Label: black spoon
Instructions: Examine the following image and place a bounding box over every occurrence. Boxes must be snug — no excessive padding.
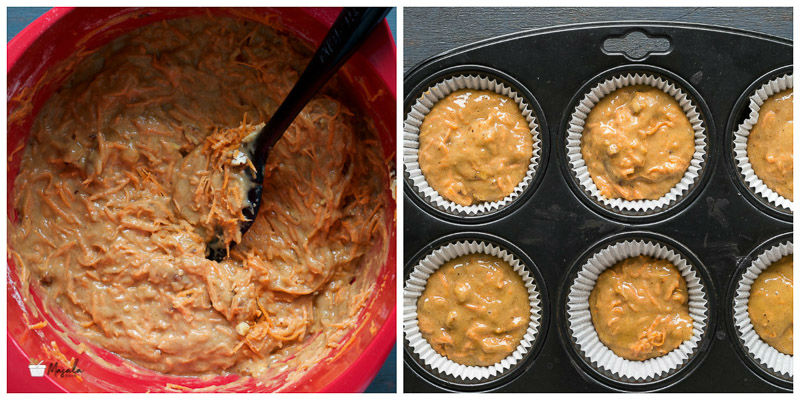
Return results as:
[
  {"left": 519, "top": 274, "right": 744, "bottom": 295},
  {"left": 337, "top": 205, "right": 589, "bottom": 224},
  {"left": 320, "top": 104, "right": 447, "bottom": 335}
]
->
[{"left": 206, "top": 7, "right": 392, "bottom": 261}]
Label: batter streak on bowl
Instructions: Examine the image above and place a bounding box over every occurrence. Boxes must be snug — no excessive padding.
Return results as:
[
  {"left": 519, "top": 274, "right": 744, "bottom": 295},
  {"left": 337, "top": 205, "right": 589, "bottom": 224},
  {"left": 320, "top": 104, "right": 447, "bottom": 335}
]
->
[{"left": 8, "top": 16, "right": 390, "bottom": 378}]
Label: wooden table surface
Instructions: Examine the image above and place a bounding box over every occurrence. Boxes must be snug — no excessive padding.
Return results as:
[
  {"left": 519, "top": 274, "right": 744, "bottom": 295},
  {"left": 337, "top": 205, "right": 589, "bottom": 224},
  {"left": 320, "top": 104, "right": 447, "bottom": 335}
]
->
[{"left": 404, "top": 7, "right": 792, "bottom": 72}]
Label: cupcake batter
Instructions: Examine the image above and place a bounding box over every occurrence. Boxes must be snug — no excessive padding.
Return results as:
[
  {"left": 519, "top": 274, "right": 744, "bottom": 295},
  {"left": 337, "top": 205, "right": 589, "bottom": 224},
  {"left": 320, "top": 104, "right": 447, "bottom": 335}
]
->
[
  {"left": 749, "top": 255, "right": 793, "bottom": 355},
  {"left": 418, "top": 89, "right": 533, "bottom": 206},
  {"left": 8, "top": 17, "right": 390, "bottom": 377},
  {"left": 417, "top": 253, "right": 530, "bottom": 366},
  {"left": 581, "top": 85, "right": 695, "bottom": 200},
  {"left": 747, "top": 89, "right": 793, "bottom": 200},
  {"left": 589, "top": 255, "right": 694, "bottom": 361}
]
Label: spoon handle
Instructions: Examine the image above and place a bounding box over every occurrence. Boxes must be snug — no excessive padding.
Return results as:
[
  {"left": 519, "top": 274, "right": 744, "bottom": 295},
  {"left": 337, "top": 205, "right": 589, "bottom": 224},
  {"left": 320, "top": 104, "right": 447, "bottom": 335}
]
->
[{"left": 252, "top": 7, "right": 392, "bottom": 168}]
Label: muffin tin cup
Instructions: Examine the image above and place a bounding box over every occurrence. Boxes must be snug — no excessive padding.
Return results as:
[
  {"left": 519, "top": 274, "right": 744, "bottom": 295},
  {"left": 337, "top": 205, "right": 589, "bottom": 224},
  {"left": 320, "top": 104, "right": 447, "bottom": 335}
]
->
[
  {"left": 563, "top": 233, "right": 712, "bottom": 387},
  {"left": 403, "top": 67, "right": 543, "bottom": 219},
  {"left": 403, "top": 234, "right": 546, "bottom": 389},
  {"left": 565, "top": 68, "right": 709, "bottom": 218},
  {"left": 732, "top": 73, "right": 794, "bottom": 213},
  {"left": 732, "top": 237, "right": 793, "bottom": 381}
]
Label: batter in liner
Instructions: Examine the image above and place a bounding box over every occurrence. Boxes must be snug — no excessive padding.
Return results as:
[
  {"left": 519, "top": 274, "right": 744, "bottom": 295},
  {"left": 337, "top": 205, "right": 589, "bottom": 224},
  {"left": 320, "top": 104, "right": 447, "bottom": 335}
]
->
[
  {"left": 416, "top": 253, "right": 530, "bottom": 366},
  {"left": 581, "top": 85, "right": 695, "bottom": 200},
  {"left": 418, "top": 89, "right": 533, "bottom": 206},
  {"left": 747, "top": 89, "right": 793, "bottom": 200},
  {"left": 589, "top": 255, "right": 693, "bottom": 361},
  {"left": 8, "top": 17, "right": 389, "bottom": 377},
  {"left": 749, "top": 255, "right": 793, "bottom": 355}
]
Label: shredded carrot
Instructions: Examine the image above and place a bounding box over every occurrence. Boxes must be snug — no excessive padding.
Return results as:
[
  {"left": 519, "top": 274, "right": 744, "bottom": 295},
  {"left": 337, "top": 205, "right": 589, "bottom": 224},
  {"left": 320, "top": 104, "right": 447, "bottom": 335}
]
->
[
  {"left": 8, "top": 16, "right": 390, "bottom": 380},
  {"left": 28, "top": 321, "right": 48, "bottom": 330},
  {"left": 165, "top": 383, "right": 192, "bottom": 392}
]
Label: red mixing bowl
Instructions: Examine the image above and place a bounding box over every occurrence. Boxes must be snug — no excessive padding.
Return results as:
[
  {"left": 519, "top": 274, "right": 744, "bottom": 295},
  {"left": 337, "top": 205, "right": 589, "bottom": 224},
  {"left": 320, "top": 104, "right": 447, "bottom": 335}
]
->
[{"left": 7, "top": 7, "right": 396, "bottom": 393}]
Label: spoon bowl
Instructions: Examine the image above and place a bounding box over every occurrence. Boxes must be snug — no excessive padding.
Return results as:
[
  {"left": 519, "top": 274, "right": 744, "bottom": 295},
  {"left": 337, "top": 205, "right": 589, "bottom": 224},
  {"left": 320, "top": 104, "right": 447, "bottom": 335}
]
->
[{"left": 205, "top": 7, "right": 391, "bottom": 260}]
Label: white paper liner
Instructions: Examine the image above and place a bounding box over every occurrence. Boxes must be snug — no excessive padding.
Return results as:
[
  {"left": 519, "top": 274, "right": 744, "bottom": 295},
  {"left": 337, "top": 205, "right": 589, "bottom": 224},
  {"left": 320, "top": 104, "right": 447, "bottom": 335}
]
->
[
  {"left": 732, "top": 74, "right": 794, "bottom": 212},
  {"left": 403, "top": 240, "right": 542, "bottom": 380},
  {"left": 733, "top": 240, "right": 793, "bottom": 378},
  {"left": 566, "top": 73, "right": 707, "bottom": 213},
  {"left": 566, "top": 239, "right": 709, "bottom": 382},
  {"left": 403, "top": 74, "right": 541, "bottom": 216}
]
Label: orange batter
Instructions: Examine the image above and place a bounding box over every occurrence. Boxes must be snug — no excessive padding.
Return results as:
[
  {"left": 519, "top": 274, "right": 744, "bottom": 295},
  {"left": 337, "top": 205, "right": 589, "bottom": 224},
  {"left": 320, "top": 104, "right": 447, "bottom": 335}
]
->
[
  {"left": 417, "top": 253, "right": 530, "bottom": 366},
  {"left": 418, "top": 89, "right": 533, "bottom": 206},
  {"left": 747, "top": 89, "right": 793, "bottom": 200},
  {"left": 589, "top": 255, "right": 694, "bottom": 361},
  {"left": 581, "top": 85, "right": 695, "bottom": 200},
  {"left": 749, "top": 255, "right": 793, "bottom": 355},
  {"left": 172, "top": 122, "right": 261, "bottom": 246},
  {"left": 8, "top": 17, "right": 389, "bottom": 377}
]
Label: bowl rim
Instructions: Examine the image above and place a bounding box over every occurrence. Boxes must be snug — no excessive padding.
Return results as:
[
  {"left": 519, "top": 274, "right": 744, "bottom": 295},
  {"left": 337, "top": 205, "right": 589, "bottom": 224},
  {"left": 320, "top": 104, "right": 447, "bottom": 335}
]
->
[{"left": 6, "top": 6, "right": 397, "bottom": 393}]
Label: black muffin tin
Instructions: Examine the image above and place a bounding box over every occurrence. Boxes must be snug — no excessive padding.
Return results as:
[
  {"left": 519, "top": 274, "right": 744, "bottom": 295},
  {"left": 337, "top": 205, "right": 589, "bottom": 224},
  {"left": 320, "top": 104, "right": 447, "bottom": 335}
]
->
[{"left": 403, "top": 22, "right": 792, "bottom": 392}]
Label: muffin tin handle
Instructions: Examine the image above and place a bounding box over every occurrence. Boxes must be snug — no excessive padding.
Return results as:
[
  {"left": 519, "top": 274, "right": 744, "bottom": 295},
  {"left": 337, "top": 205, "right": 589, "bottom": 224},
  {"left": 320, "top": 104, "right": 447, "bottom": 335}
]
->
[{"left": 601, "top": 30, "right": 672, "bottom": 61}]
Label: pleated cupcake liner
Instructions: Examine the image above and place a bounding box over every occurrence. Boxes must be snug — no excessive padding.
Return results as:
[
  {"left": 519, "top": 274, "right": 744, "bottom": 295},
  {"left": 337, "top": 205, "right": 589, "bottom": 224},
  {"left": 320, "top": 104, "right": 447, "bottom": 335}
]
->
[
  {"left": 566, "top": 72, "right": 707, "bottom": 213},
  {"left": 733, "top": 240, "right": 793, "bottom": 378},
  {"left": 732, "top": 74, "right": 794, "bottom": 212},
  {"left": 566, "top": 239, "right": 709, "bottom": 382},
  {"left": 403, "top": 239, "right": 541, "bottom": 381},
  {"left": 403, "top": 74, "right": 540, "bottom": 217}
]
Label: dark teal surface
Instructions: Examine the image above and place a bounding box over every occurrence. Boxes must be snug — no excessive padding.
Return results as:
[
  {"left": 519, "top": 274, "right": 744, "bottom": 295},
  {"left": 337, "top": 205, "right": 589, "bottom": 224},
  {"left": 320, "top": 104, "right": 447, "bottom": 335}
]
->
[
  {"left": 7, "top": 7, "right": 50, "bottom": 41},
  {"left": 8, "top": 7, "right": 396, "bottom": 42},
  {"left": 404, "top": 7, "right": 791, "bottom": 72}
]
